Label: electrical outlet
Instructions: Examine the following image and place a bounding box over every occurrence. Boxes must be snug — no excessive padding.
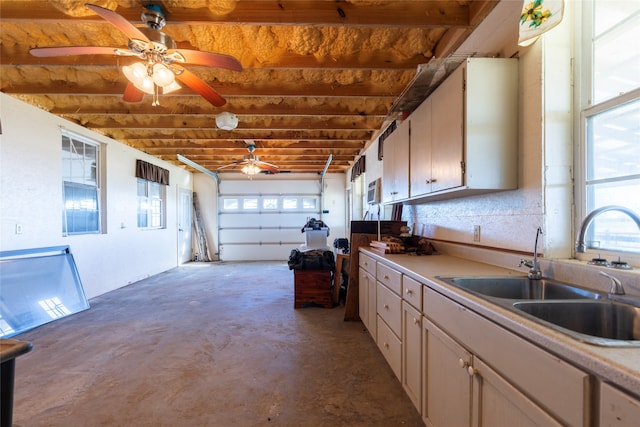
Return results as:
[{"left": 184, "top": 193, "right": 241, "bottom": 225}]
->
[{"left": 473, "top": 225, "right": 481, "bottom": 242}]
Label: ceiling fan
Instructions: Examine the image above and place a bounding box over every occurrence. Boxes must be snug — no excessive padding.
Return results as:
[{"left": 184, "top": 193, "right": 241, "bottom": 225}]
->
[
  {"left": 30, "top": 3, "right": 242, "bottom": 107},
  {"left": 217, "top": 141, "right": 280, "bottom": 175}
]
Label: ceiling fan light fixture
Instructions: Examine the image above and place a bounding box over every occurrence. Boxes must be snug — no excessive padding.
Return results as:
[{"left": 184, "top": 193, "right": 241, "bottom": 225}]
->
[
  {"left": 241, "top": 164, "right": 261, "bottom": 175},
  {"left": 152, "top": 63, "right": 175, "bottom": 87},
  {"left": 122, "top": 62, "right": 155, "bottom": 94},
  {"left": 216, "top": 112, "right": 238, "bottom": 130},
  {"left": 161, "top": 80, "right": 182, "bottom": 94}
]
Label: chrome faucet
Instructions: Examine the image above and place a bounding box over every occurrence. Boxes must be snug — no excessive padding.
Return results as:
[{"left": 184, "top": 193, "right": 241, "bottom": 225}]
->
[
  {"left": 576, "top": 205, "right": 640, "bottom": 253},
  {"left": 599, "top": 271, "right": 625, "bottom": 296},
  {"left": 520, "top": 227, "right": 543, "bottom": 280}
]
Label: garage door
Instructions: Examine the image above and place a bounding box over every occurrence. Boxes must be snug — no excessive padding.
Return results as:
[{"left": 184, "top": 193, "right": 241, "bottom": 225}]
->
[{"left": 218, "top": 179, "right": 323, "bottom": 261}]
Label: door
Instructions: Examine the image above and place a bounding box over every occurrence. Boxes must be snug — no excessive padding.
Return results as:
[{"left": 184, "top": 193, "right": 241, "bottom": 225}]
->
[
  {"left": 177, "top": 187, "right": 193, "bottom": 264},
  {"left": 218, "top": 179, "right": 322, "bottom": 261},
  {"left": 431, "top": 63, "right": 464, "bottom": 193},
  {"left": 402, "top": 301, "right": 422, "bottom": 412},
  {"left": 472, "top": 358, "right": 562, "bottom": 427},
  {"left": 423, "top": 317, "right": 472, "bottom": 427}
]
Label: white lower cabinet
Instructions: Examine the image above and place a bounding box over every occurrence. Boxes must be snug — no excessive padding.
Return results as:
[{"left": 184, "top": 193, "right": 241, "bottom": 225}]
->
[
  {"left": 600, "top": 382, "right": 640, "bottom": 427},
  {"left": 358, "top": 267, "right": 376, "bottom": 338},
  {"left": 423, "top": 317, "right": 562, "bottom": 427},
  {"left": 423, "top": 317, "right": 472, "bottom": 427},
  {"left": 402, "top": 301, "right": 422, "bottom": 412},
  {"left": 472, "top": 357, "right": 562, "bottom": 427},
  {"left": 362, "top": 255, "right": 616, "bottom": 426},
  {"left": 423, "top": 286, "right": 590, "bottom": 427}
]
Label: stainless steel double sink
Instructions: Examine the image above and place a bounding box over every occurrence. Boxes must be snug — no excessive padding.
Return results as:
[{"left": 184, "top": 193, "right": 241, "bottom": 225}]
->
[{"left": 436, "top": 276, "right": 640, "bottom": 347}]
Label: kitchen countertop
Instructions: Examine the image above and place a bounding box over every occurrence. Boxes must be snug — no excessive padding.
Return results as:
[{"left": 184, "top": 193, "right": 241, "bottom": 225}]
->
[{"left": 361, "top": 248, "right": 640, "bottom": 398}]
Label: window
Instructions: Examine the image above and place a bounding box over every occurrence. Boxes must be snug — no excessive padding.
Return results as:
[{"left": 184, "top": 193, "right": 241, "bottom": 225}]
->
[
  {"left": 220, "top": 195, "right": 319, "bottom": 212},
  {"left": 579, "top": 1, "right": 640, "bottom": 254},
  {"left": 137, "top": 179, "right": 165, "bottom": 229},
  {"left": 62, "top": 131, "right": 101, "bottom": 235}
]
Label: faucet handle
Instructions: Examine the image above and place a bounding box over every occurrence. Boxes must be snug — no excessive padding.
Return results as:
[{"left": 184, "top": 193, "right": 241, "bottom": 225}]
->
[{"left": 599, "top": 271, "right": 625, "bottom": 295}]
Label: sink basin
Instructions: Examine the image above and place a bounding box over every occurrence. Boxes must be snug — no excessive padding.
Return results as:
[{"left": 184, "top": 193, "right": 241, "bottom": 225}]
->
[
  {"left": 514, "top": 301, "right": 640, "bottom": 346},
  {"left": 438, "top": 276, "right": 604, "bottom": 300}
]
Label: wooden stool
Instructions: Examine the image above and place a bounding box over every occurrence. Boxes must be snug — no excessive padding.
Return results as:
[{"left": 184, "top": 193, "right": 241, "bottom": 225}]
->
[{"left": 294, "top": 269, "right": 333, "bottom": 308}]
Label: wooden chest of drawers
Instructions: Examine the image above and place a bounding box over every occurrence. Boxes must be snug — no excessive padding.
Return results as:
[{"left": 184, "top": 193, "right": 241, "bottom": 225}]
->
[{"left": 294, "top": 270, "right": 334, "bottom": 308}]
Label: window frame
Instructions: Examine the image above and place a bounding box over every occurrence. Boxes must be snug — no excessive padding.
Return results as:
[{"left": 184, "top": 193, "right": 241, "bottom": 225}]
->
[
  {"left": 61, "top": 129, "right": 102, "bottom": 236},
  {"left": 575, "top": 0, "right": 640, "bottom": 263},
  {"left": 137, "top": 178, "right": 166, "bottom": 230}
]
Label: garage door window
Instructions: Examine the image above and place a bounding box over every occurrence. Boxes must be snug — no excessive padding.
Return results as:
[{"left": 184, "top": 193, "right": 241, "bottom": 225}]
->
[{"left": 221, "top": 196, "right": 319, "bottom": 212}]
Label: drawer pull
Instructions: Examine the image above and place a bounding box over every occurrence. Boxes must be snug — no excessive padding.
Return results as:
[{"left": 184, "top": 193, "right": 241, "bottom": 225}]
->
[
  {"left": 467, "top": 366, "right": 477, "bottom": 377},
  {"left": 383, "top": 274, "right": 389, "bottom": 280},
  {"left": 458, "top": 358, "right": 469, "bottom": 368},
  {"left": 383, "top": 304, "right": 389, "bottom": 310},
  {"left": 384, "top": 342, "right": 389, "bottom": 349},
  {"left": 413, "top": 317, "right": 420, "bottom": 325},
  {"left": 406, "top": 289, "right": 413, "bottom": 295}
]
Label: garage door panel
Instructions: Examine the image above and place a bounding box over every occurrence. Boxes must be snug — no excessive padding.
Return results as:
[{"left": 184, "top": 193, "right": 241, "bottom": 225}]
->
[
  {"left": 219, "top": 228, "right": 303, "bottom": 244},
  {"left": 219, "top": 213, "right": 311, "bottom": 228},
  {"left": 220, "top": 244, "right": 295, "bottom": 261}
]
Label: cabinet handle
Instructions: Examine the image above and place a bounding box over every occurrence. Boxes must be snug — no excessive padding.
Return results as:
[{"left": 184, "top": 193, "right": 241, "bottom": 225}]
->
[
  {"left": 458, "top": 358, "right": 469, "bottom": 368},
  {"left": 406, "top": 289, "right": 413, "bottom": 295},
  {"left": 413, "top": 317, "right": 420, "bottom": 325},
  {"left": 383, "top": 304, "right": 389, "bottom": 310},
  {"left": 431, "top": 178, "right": 438, "bottom": 183},
  {"left": 384, "top": 342, "right": 389, "bottom": 349},
  {"left": 467, "top": 366, "right": 477, "bottom": 377},
  {"left": 383, "top": 274, "right": 389, "bottom": 280}
]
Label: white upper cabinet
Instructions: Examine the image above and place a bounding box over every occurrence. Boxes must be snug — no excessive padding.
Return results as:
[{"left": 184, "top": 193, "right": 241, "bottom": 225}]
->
[{"left": 405, "top": 57, "right": 519, "bottom": 202}]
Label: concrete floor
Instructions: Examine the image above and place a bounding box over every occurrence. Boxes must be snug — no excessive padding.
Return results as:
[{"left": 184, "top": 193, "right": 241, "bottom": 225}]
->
[{"left": 12, "top": 261, "right": 424, "bottom": 426}]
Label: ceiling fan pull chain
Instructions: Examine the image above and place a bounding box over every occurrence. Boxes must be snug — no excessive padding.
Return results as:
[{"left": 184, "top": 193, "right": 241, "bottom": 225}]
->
[{"left": 152, "top": 84, "right": 160, "bottom": 107}]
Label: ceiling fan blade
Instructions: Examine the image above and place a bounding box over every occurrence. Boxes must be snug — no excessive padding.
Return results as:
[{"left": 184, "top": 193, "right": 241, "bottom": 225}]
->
[
  {"left": 217, "top": 161, "right": 246, "bottom": 171},
  {"left": 257, "top": 162, "right": 280, "bottom": 174},
  {"left": 122, "top": 81, "right": 144, "bottom": 103},
  {"left": 175, "top": 68, "right": 226, "bottom": 107},
  {"left": 86, "top": 4, "right": 151, "bottom": 43},
  {"left": 170, "top": 49, "right": 243, "bottom": 71},
  {"left": 30, "top": 46, "right": 119, "bottom": 57}
]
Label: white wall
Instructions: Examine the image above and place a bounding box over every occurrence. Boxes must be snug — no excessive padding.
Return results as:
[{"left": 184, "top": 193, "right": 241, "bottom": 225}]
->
[{"left": 0, "top": 94, "right": 192, "bottom": 299}]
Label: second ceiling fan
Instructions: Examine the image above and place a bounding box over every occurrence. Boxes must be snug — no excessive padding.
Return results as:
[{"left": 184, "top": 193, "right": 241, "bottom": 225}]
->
[
  {"left": 30, "top": 3, "right": 242, "bottom": 107},
  {"left": 217, "top": 141, "right": 280, "bottom": 175}
]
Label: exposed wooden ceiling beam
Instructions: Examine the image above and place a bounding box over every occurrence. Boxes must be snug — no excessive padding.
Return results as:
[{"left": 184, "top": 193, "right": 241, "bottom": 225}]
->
[
  {"left": 69, "top": 115, "right": 383, "bottom": 130},
  {"left": 1, "top": 81, "right": 405, "bottom": 98},
  {"left": 13, "top": 95, "right": 392, "bottom": 116},
  {"left": 0, "top": 1, "right": 472, "bottom": 28}
]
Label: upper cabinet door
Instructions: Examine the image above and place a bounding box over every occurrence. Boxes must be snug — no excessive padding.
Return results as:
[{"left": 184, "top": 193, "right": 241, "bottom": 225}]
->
[
  {"left": 410, "top": 97, "right": 433, "bottom": 197},
  {"left": 430, "top": 64, "right": 464, "bottom": 193},
  {"left": 382, "top": 119, "right": 410, "bottom": 202}
]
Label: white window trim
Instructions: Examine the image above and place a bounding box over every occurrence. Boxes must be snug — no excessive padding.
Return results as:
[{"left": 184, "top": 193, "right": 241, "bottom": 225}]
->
[
  {"left": 61, "top": 128, "right": 103, "bottom": 236},
  {"left": 574, "top": 1, "right": 640, "bottom": 266}
]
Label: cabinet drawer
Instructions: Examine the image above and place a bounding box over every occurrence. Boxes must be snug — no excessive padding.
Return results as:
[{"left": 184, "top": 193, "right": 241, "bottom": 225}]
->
[
  {"left": 359, "top": 252, "right": 376, "bottom": 276},
  {"left": 377, "top": 314, "right": 402, "bottom": 381},
  {"left": 377, "top": 262, "right": 402, "bottom": 295},
  {"left": 377, "top": 281, "right": 402, "bottom": 337},
  {"left": 403, "top": 275, "right": 422, "bottom": 311},
  {"left": 424, "top": 286, "right": 589, "bottom": 427}
]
